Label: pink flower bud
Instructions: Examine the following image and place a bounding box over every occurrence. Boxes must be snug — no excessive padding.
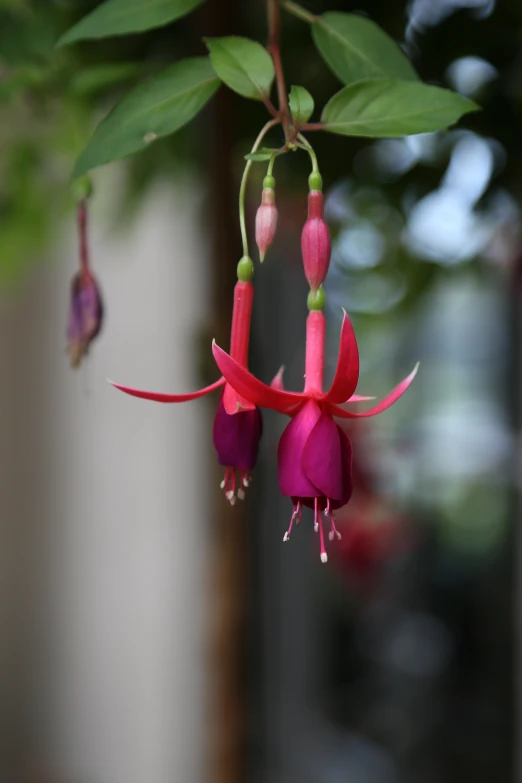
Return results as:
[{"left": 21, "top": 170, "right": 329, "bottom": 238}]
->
[
  {"left": 255, "top": 186, "right": 278, "bottom": 262},
  {"left": 301, "top": 191, "right": 331, "bottom": 291}
]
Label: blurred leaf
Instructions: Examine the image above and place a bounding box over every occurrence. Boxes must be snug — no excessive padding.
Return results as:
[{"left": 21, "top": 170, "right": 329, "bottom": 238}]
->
[
  {"left": 244, "top": 148, "right": 278, "bottom": 161},
  {"left": 312, "top": 12, "right": 418, "bottom": 85},
  {"left": 289, "top": 84, "right": 314, "bottom": 127},
  {"left": 205, "top": 36, "right": 274, "bottom": 100},
  {"left": 69, "top": 62, "right": 142, "bottom": 97},
  {"left": 73, "top": 56, "right": 219, "bottom": 176},
  {"left": 0, "top": 8, "right": 59, "bottom": 65},
  {"left": 57, "top": 0, "right": 205, "bottom": 46},
  {"left": 322, "top": 79, "right": 478, "bottom": 137}
]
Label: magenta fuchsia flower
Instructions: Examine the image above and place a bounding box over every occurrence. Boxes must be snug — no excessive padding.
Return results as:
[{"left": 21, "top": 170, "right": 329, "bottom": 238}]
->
[
  {"left": 212, "top": 307, "right": 418, "bottom": 562},
  {"left": 111, "top": 276, "right": 262, "bottom": 504}
]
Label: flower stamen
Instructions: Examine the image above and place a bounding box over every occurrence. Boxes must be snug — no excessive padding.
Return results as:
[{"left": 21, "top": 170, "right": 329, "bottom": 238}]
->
[
  {"left": 283, "top": 501, "right": 301, "bottom": 542},
  {"left": 325, "top": 499, "right": 342, "bottom": 541},
  {"left": 315, "top": 497, "right": 328, "bottom": 563}
]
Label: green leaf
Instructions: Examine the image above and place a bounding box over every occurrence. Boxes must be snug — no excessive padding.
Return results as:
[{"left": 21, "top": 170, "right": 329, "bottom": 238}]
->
[
  {"left": 73, "top": 57, "right": 219, "bottom": 176},
  {"left": 244, "top": 148, "right": 278, "bottom": 161},
  {"left": 313, "top": 12, "right": 418, "bottom": 85},
  {"left": 205, "top": 36, "right": 274, "bottom": 100},
  {"left": 321, "top": 79, "right": 478, "bottom": 137},
  {"left": 289, "top": 85, "right": 314, "bottom": 127},
  {"left": 57, "top": 0, "right": 205, "bottom": 46}
]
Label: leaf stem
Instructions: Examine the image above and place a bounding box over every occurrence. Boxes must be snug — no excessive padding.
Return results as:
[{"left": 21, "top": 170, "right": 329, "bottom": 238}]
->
[
  {"left": 263, "top": 97, "right": 280, "bottom": 118},
  {"left": 282, "top": 0, "right": 317, "bottom": 25},
  {"left": 239, "top": 118, "right": 280, "bottom": 258},
  {"left": 267, "top": 0, "right": 291, "bottom": 138},
  {"left": 300, "top": 122, "right": 324, "bottom": 131}
]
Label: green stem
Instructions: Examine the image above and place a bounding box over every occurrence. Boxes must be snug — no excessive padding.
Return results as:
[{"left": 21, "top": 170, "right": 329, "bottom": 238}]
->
[
  {"left": 297, "top": 132, "right": 319, "bottom": 173},
  {"left": 267, "top": 153, "right": 277, "bottom": 177},
  {"left": 239, "top": 118, "right": 280, "bottom": 258},
  {"left": 282, "top": 0, "right": 317, "bottom": 24}
]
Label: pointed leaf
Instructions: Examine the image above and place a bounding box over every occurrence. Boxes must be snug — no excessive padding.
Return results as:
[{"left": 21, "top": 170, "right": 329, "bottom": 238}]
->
[
  {"left": 312, "top": 12, "right": 418, "bottom": 85},
  {"left": 244, "top": 148, "right": 278, "bottom": 161},
  {"left": 329, "top": 363, "right": 419, "bottom": 419},
  {"left": 205, "top": 36, "right": 274, "bottom": 100},
  {"left": 109, "top": 375, "right": 225, "bottom": 403},
  {"left": 57, "top": 0, "right": 205, "bottom": 46},
  {"left": 73, "top": 57, "right": 219, "bottom": 176},
  {"left": 289, "top": 85, "right": 314, "bottom": 127},
  {"left": 322, "top": 79, "right": 478, "bottom": 138}
]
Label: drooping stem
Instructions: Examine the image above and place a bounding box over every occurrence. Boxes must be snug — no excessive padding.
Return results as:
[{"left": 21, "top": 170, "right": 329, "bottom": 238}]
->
[
  {"left": 267, "top": 0, "right": 291, "bottom": 138},
  {"left": 239, "top": 118, "right": 280, "bottom": 258},
  {"left": 297, "top": 132, "right": 319, "bottom": 174},
  {"left": 77, "top": 200, "right": 89, "bottom": 272}
]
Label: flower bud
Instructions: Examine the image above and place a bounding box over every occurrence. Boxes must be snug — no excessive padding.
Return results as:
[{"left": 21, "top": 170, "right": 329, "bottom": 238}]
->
[
  {"left": 255, "top": 176, "right": 278, "bottom": 262},
  {"left": 67, "top": 269, "right": 104, "bottom": 368},
  {"left": 301, "top": 190, "right": 331, "bottom": 291}
]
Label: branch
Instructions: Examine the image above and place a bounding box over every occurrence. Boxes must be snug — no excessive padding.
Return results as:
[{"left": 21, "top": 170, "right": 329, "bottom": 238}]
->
[{"left": 267, "top": 0, "right": 291, "bottom": 138}]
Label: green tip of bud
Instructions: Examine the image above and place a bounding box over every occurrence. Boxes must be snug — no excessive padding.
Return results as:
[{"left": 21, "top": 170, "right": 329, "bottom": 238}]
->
[
  {"left": 307, "top": 286, "right": 326, "bottom": 311},
  {"left": 263, "top": 174, "right": 275, "bottom": 190},
  {"left": 72, "top": 175, "right": 93, "bottom": 202},
  {"left": 237, "top": 255, "right": 254, "bottom": 282},
  {"left": 308, "top": 171, "right": 323, "bottom": 192}
]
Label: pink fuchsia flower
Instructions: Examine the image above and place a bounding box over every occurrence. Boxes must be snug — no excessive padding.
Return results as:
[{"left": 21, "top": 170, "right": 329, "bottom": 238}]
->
[
  {"left": 255, "top": 175, "right": 278, "bottom": 262},
  {"left": 111, "top": 261, "right": 262, "bottom": 504},
  {"left": 301, "top": 185, "right": 331, "bottom": 292},
  {"left": 212, "top": 302, "right": 418, "bottom": 562}
]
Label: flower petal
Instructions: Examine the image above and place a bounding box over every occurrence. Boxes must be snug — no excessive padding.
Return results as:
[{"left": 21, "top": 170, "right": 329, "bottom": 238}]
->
[
  {"left": 325, "top": 310, "right": 360, "bottom": 404},
  {"left": 109, "top": 376, "right": 225, "bottom": 403},
  {"left": 213, "top": 397, "right": 263, "bottom": 470},
  {"left": 333, "top": 425, "right": 354, "bottom": 508},
  {"left": 212, "top": 342, "right": 305, "bottom": 412},
  {"left": 301, "top": 411, "right": 344, "bottom": 500},
  {"left": 348, "top": 394, "right": 375, "bottom": 402},
  {"left": 222, "top": 382, "right": 256, "bottom": 414},
  {"left": 278, "top": 400, "right": 322, "bottom": 497},
  {"left": 329, "top": 363, "right": 419, "bottom": 419}
]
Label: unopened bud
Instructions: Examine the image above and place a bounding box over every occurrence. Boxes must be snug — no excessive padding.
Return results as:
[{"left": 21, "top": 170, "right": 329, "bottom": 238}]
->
[
  {"left": 255, "top": 176, "right": 278, "bottom": 262},
  {"left": 67, "top": 269, "right": 104, "bottom": 368},
  {"left": 301, "top": 190, "right": 331, "bottom": 291}
]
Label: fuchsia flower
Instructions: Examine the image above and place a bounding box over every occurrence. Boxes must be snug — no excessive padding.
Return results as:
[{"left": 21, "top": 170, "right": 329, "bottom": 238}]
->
[
  {"left": 67, "top": 268, "right": 103, "bottom": 367},
  {"left": 212, "top": 306, "right": 418, "bottom": 562},
  {"left": 67, "top": 199, "right": 103, "bottom": 368},
  {"left": 111, "top": 271, "right": 262, "bottom": 503}
]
